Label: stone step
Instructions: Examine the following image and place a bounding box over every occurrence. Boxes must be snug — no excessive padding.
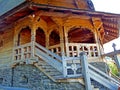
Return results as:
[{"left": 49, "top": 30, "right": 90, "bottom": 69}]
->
[
  {"left": 36, "top": 59, "right": 63, "bottom": 79},
  {"left": 92, "top": 85, "right": 99, "bottom": 90},
  {"left": 44, "top": 68, "right": 58, "bottom": 72},
  {"left": 93, "top": 88, "right": 99, "bottom": 90},
  {"left": 53, "top": 75, "right": 64, "bottom": 79},
  {"left": 38, "top": 61, "right": 48, "bottom": 65},
  {"left": 41, "top": 65, "right": 55, "bottom": 69},
  {"left": 50, "top": 73, "right": 62, "bottom": 77}
]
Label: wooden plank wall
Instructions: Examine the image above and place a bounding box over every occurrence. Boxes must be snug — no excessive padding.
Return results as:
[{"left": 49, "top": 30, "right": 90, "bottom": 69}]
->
[{"left": 0, "top": 28, "right": 14, "bottom": 66}]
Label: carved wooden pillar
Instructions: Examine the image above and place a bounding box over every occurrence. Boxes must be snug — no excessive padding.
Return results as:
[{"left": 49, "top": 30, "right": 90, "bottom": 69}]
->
[
  {"left": 64, "top": 26, "right": 69, "bottom": 57},
  {"left": 46, "top": 32, "right": 49, "bottom": 49},
  {"left": 31, "top": 24, "right": 36, "bottom": 58},
  {"left": 59, "top": 25, "right": 65, "bottom": 56},
  {"left": 14, "top": 24, "right": 19, "bottom": 47},
  {"left": 92, "top": 18, "right": 102, "bottom": 59}
]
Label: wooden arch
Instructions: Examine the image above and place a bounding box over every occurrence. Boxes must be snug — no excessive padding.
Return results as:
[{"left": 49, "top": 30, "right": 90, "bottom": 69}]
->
[
  {"left": 68, "top": 27, "right": 95, "bottom": 43},
  {"left": 49, "top": 30, "right": 60, "bottom": 46},
  {"left": 36, "top": 27, "right": 46, "bottom": 47},
  {"left": 18, "top": 26, "right": 31, "bottom": 46}
]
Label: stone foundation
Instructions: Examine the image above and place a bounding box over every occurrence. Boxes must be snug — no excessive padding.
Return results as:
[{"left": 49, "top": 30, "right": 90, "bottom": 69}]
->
[{"left": 0, "top": 65, "right": 84, "bottom": 90}]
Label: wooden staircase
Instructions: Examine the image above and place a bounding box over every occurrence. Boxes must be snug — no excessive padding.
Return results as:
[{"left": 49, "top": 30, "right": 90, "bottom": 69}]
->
[
  {"left": 34, "top": 56, "right": 100, "bottom": 90},
  {"left": 34, "top": 42, "right": 120, "bottom": 90},
  {"left": 13, "top": 42, "right": 120, "bottom": 90},
  {"left": 34, "top": 58, "right": 63, "bottom": 82}
]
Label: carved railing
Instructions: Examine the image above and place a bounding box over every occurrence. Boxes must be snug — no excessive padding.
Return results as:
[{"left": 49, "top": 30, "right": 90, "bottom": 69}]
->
[
  {"left": 13, "top": 42, "right": 32, "bottom": 62},
  {"left": 62, "top": 57, "right": 82, "bottom": 77},
  {"left": 80, "top": 52, "right": 120, "bottom": 90},
  {"left": 35, "top": 42, "right": 63, "bottom": 73},
  {"left": 66, "top": 43, "right": 99, "bottom": 57},
  {"left": 48, "top": 44, "right": 61, "bottom": 56}
]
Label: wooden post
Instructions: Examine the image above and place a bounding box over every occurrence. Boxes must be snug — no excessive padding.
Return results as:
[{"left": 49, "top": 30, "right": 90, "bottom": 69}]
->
[
  {"left": 80, "top": 52, "right": 92, "bottom": 90},
  {"left": 112, "top": 43, "right": 120, "bottom": 71},
  {"left": 62, "top": 52, "right": 67, "bottom": 77},
  {"left": 60, "top": 25, "right": 65, "bottom": 56},
  {"left": 31, "top": 26, "right": 36, "bottom": 58},
  {"left": 64, "top": 26, "right": 69, "bottom": 57}
]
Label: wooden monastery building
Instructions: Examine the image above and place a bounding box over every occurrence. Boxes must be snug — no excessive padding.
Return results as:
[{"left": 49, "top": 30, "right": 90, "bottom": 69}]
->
[{"left": 0, "top": 0, "right": 120, "bottom": 90}]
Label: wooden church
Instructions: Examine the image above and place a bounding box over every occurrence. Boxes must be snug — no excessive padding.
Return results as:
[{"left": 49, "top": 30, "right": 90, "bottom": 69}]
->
[{"left": 0, "top": 0, "right": 120, "bottom": 90}]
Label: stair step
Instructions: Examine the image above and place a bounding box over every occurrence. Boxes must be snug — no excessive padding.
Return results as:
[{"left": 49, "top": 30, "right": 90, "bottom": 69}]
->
[
  {"left": 41, "top": 66, "right": 55, "bottom": 69},
  {"left": 35, "top": 53, "right": 63, "bottom": 80},
  {"left": 38, "top": 62, "right": 49, "bottom": 66},
  {"left": 44, "top": 68, "right": 58, "bottom": 72},
  {"left": 92, "top": 85, "right": 99, "bottom": 90},
  {"left": 53, "top": 75, "right": 64, "bottom": 79},
  {"left": 93, "top": 88, "right": 99, "bottom": 90},
  {"left": 49, "top": 73, "right": 62, "bottom": 76}
]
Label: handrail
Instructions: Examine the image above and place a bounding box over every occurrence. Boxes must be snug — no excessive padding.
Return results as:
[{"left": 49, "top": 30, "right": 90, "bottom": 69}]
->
[
  {"left": 35, "top": 42, "right": 63, "bottom": 73},
  {"left": 35, "top": 42, "right": 62, "bottom": 62},
  {"left": 89, "top": 64, "right": 120, "bottom": 85},
  {"left": 80, "top": 52, "right": 120, "bottom": 90},
  {"left": 14, "top": 42, "right": 32, "bottom": 49},
  {"left": 89, "top": 69, "right": 118, "bottom": 90},
  {"left": 109, "top": 71, "right": 120, "bottom": 82},
  {"left": 48, "top": 44, "right": 60, "bottom": 49},
  {"left": 13, "top": 42, "right": 32, "bottom": 61}
]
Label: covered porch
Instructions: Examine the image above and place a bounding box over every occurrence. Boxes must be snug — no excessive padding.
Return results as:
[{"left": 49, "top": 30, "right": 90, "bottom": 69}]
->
[
  {"left": 13, "top": 24, "right": 102, "bottom": 62},
  {"left": 12, "top": 23, "right": 102, "bottom": 77}
]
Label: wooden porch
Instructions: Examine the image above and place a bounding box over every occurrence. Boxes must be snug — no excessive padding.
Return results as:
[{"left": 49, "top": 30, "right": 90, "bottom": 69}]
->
[{"left": 12, "top": 40, "right": 102, "bottom": 76}]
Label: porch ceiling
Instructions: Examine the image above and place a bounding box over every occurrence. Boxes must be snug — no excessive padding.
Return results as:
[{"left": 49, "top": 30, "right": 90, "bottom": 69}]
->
[{"left": 0, "top": 1, "right": 120, "bottom": 44}]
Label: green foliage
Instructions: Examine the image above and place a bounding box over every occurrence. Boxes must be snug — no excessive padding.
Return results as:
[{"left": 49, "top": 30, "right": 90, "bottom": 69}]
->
[{"left": 107, "top": 61, "right": 119, "bottom": 76}]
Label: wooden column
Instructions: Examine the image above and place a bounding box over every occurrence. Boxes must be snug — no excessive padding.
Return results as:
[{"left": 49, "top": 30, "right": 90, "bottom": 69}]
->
[
  {"left": 92, "top": 18, "right": 102, "bottom": 58},
  {"left": 64, "top": 26, "right": 69, "bottom": 57},
  {"left": 80, "top": 52, "right": 92, "bottom": 90},
  {"left": 12, "top": 26, "right": 17, "bottom": 61},
  {"left": 60, "top": 25, "right": 65, "bottom": 56},
  {"left": 31, "top": 26, "right": 36, "bottom": 58},
  {"left": 46, "top": 32, "right": 49, "bottom": 49}
]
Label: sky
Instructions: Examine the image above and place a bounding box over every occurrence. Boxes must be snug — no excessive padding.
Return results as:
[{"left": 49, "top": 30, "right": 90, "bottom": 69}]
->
[
  {"left": 92, "top": 0, "right": 120, "bottom": 14},
  {"left": 91, "top": 0, "right": 120, "bottom": 53}
]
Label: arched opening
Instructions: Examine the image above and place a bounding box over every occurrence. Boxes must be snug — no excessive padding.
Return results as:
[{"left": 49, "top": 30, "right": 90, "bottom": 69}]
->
[
  {"left": 68, "top": 28, "right": 95, "bottom": 43},
  {"left": 49, "top": 30, "right": 60, "bottom": 46},
  {"left": 36, "top": 28, "right": 46, "bottom": 47},
  {"left": 18, "top": 27, "right": 31, "bottom": 46},
  {"left": 67, "top": 28, "right": 98, "bottom": 57}
]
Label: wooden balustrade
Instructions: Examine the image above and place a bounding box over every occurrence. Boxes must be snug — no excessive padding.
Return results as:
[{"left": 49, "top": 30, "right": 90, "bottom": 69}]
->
[
  {"left": 48, "top": 44, "right": 61, "bottom": 56},
  {"left": 62, "top": 57, "right": 82, "bottom": 77},
  {"left": 66, "top": 43, "right": 99, "bottom": 57},
  {"left": 14, "top": 42, "right": 32, "bottom": 61}
]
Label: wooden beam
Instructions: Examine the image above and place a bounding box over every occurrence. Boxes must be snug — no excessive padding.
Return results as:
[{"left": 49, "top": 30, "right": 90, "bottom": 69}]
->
[{"left": 34, "top": 10, "right": 90, "bottom": 19}]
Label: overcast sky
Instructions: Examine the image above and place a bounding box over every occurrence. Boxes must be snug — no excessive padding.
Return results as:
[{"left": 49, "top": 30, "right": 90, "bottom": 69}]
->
[
  {"left": 92, "top": 0, "right": 120, "bottom": 53},
  {"left": 92, "top": 0, "right": 120, "bottom": 14}
]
